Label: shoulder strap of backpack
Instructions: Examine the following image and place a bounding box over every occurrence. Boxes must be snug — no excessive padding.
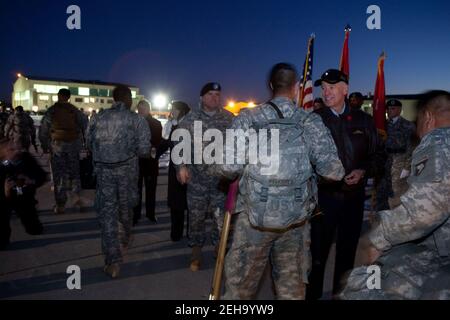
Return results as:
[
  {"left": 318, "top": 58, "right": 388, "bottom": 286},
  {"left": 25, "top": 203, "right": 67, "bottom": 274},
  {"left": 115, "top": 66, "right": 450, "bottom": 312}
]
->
[{"left": 267, "top": 101, "right": 284, "bottom": 119}]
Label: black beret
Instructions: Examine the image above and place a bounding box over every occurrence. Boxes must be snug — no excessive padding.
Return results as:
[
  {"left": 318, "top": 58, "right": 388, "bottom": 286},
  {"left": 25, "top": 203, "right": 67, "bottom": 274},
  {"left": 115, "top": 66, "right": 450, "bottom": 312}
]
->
[
  {"left": 349, "top": 92, "right": 364, "bottom": 99},
  {"left": 200, "top": 82, "right": 221, "bottom": 96},
  {"left": 387, "top": 99, "right": 402, "bottom": 107}
]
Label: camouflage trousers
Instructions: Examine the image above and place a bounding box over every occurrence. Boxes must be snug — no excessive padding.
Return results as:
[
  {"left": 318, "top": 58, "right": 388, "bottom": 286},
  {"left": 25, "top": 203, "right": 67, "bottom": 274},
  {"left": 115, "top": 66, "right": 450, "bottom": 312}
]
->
[
  {"left": 95, "top": 158, "right": 139, "bottom": 265},
  {"left": 50, "top": 140, "right": 81, "bottom": 207},
  {"left": 339, "top": 244, "right": 450, "bottom": 300},
  {"left": 186, "top": 182, "right": 226, "bottom": 248},
  {"left": 223, "top": 212, "right": 311, "bottom": 300},
  {"left": 388, "top": 155, "right": 410, "bottom": 209}
]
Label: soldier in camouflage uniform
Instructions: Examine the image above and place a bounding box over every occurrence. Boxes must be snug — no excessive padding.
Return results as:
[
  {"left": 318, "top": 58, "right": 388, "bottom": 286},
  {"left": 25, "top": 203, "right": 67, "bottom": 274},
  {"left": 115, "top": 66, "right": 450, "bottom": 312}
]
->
[
  {"left": 211, "top": 63, "right": 345, "bottom": 300},
  {"left": 339, "top": 90, "right": 450, "bottom": 300},
  {"left": 176, "top": 82, "right": 234, "bottom": 272},
  {"left": 87, "top": 85, "right": 150, "bottom": 278},
  {"left": 385, "top": 99, "right": 416, "bottom": 208},
  {"left": 4, "top": 106, "right": 36, "bottom": 152},
  {"left": 0, "top": 105, "right": 11, "bottom": 139},
  {"left": 39, "top": 89, "right": 87, "bottom": 214},
  {"left": 376, "top": 100, "right": 416, "bottom": 211}
]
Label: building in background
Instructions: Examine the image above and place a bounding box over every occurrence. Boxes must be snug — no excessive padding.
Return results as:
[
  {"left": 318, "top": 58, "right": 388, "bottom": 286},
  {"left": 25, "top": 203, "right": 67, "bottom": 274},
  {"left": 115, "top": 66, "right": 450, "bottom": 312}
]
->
[{"left": 12, "top": 74, "right": 143, "bottom": 112}]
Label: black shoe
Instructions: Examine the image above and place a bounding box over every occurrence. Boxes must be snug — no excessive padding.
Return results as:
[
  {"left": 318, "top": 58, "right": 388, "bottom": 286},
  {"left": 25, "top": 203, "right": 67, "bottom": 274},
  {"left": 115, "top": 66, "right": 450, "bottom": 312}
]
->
[{"left": 147, "top": 216, "right": 157, "bottom": 224}]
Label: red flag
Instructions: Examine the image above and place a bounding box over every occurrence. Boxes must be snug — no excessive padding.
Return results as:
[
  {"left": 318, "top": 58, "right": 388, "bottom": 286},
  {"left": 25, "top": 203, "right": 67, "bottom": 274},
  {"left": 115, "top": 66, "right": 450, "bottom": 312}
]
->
[
  {"left": 373, "top": 52, "right": 387, "bottom": 137},
  {"left": 299, "top": 34, "right": 315, "bottom": 109},
  {"left": 339, "top": 25, "right": 351, "bottom": 78}
]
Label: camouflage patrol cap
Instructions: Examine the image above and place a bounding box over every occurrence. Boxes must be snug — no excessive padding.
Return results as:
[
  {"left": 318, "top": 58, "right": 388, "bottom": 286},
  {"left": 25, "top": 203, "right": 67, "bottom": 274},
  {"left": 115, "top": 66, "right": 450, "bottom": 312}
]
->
[
  {"left": 387, "top": 99, "right": 402, "bottom": 108},
  {"left": 200, "top": 82, "right": 221, "bottom": 96}
]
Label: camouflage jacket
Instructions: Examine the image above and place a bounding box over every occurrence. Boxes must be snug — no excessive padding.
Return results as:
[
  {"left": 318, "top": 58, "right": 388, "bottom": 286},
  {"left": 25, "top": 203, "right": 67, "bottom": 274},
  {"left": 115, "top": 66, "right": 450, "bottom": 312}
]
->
[
  {"left": 370, "top": 127, "right": 450, "bottom": 257},
  {"left": 213, "top": 96, "right": 345, "bottom": 216},
  {"left": 176, "top": 104, "right": 234, "bottom": 183},
  {"left": 5, "top": 111, "right": 36, "bottom": 143},
  {"left": 87, "top": 102, "right": 151, "bottom": 165},
  {"left": 0, "top": 112, "right": 10, "bottom": 138},
  {"left": 386, "top": 116, "right": 416, "bottom": 169}
]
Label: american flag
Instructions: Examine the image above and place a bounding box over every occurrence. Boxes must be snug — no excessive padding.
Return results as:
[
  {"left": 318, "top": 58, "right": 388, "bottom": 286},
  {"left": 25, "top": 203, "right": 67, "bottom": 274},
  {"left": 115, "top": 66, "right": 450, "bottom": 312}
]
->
[{"left": 299, "top": 35, "right": 315, "bottom": 110}]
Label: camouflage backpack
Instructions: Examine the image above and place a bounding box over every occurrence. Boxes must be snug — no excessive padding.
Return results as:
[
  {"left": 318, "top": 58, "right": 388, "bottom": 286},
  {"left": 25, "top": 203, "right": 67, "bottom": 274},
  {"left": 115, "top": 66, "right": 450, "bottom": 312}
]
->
[{"left": 242, "top": 102, "right": 316, "bottom": 231}]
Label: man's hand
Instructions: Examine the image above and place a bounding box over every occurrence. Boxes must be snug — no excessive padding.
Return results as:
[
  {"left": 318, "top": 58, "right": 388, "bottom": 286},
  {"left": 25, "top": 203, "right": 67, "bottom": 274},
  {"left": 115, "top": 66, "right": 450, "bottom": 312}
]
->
[
  {"left": 359, "top": 234, "right": 382, "bottom": 265},
  {"left": 400, "top": 169, "right": 410, "bottom": 179},
  {"left": 177, "top": 166, "right": 191, "bottom": 185},
  {"left": 344, "top": 169, "right": 365, "bottom": 185},
  {"left": 17, "top": 174, "right": 35, "bottom": 186},
  {"left": 4, "top": 178, "right": 16, "bottom": 198},
  {"left": 366, "top": 245, "right": 382, "bottom": 265}
]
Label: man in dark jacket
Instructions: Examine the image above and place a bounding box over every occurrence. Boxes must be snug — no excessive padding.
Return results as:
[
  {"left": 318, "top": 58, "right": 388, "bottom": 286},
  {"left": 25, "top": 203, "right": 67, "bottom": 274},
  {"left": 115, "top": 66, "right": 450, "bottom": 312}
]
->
[
  {"left": 306, "top": 69, "right": 383, "bottom": 299},
  {"left": 133, "top": 100, "right": 162, "bottom": 225},
  {"left": 158, "top": 101, "right": 191, "bottom": 241},
  {"left": 0, "top": 139, "right": 47, "bottom": 249}
]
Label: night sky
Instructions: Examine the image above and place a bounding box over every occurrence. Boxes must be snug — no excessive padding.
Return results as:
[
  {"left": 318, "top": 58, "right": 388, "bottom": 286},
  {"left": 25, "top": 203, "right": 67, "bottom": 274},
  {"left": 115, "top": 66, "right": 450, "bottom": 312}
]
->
[{"left": 1, "top": 0, "right": 449, "bottom": 107}]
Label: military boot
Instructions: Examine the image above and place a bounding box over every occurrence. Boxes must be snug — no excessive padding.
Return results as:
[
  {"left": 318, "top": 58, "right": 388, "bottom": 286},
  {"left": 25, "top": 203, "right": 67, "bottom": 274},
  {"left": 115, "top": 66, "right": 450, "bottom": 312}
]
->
[
  {"left": 72, "top": 192, "right": 84, "bottom": 211},
  {"left": 190, "top": 246, "right": 202, "bottom": 272},
  {"left": 54, "top": 205, "right": 65, "bottom": 214},
  {"left": 104, "top": 263, "right": 120, "bottom": 279}
]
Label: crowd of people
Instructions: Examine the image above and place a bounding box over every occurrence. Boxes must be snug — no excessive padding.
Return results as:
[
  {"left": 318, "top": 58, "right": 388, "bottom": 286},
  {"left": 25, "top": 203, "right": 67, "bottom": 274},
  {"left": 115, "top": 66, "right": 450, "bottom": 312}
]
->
[{"left": 0, "top": 63, "right": 449, "bottom": 300}]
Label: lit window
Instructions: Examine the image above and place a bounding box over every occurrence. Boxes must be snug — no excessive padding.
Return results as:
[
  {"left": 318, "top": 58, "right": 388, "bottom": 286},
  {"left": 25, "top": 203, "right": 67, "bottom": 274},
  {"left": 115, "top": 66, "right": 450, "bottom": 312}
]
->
[
  {"left": 39, "top": 95, "right": 49, "bottom": 101},
  {"left": 79, "top": 87, "right": 90, "bottom": 96},
  {"left": 33, "top": 84, "right": 68, "bottom": 94},
  {"left": 131, "top": 91, "right": 137, "bottom": 98},
  {"left": 84, "top": 98, "right": 90, "bottom": 103},
  {"left": 90, "top": 97, "right": 95, "bottom": 103}
]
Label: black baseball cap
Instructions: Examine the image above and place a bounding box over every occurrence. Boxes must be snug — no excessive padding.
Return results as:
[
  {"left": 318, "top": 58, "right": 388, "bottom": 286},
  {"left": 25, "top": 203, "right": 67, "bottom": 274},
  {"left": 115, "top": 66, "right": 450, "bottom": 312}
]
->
[
  {"left": 200, "top": 82, "right": 221, "bottom": 96},
  {"left": 314, "top": 69, "right": 349, "bottom": 87}
]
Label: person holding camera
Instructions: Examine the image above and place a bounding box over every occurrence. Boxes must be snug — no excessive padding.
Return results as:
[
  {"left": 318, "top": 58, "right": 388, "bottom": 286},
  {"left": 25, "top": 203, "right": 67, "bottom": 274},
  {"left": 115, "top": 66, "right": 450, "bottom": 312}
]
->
[{"left": 0, "top": 139, "right": 47, "bottom": 249}]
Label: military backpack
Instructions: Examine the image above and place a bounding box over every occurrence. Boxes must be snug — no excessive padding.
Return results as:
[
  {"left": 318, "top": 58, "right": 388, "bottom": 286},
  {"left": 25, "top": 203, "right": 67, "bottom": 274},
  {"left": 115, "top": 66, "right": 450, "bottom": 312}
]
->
[
  {"left": 242, "top": 102, "right": 315, "bottom": 231},
  {"left": 50, "top": 103, "right": 80, "bottom": 142}
]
